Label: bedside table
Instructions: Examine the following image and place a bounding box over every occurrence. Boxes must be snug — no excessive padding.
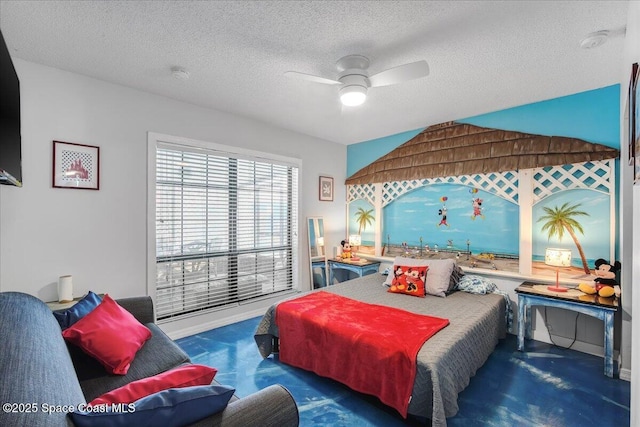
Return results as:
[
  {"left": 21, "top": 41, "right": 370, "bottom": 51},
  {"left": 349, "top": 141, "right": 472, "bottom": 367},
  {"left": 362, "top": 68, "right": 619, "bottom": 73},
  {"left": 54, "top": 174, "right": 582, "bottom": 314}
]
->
[
  {"left": 515, "top": 281, "right": 618, "bottom": 377},
  {"left": 327, "top": 258, "right": 381, "bottom": 285},
  {"left": 45, "top": 293, "right": 104, "bottom": 311}
]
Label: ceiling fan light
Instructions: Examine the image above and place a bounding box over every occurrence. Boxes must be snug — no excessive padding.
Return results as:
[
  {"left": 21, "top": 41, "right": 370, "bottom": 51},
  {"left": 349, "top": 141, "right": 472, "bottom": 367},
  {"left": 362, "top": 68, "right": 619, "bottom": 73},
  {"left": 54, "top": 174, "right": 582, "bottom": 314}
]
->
[{"left": 340, "top": 85, "right": 367, "bottom": 106}]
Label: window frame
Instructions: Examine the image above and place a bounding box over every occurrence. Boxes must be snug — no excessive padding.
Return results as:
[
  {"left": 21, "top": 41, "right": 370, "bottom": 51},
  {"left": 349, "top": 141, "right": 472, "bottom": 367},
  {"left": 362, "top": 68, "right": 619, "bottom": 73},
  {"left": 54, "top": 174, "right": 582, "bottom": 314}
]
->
[{"left": 147, "top": 132, "right": 300, "bottom": 322}]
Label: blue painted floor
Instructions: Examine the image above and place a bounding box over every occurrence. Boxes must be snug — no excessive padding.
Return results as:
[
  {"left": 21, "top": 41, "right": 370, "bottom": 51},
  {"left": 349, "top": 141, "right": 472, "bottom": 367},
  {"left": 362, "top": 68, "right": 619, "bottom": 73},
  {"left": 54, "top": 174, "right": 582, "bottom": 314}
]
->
[{"left": 176, "top": 317, "right": 630, "bottom": 426}]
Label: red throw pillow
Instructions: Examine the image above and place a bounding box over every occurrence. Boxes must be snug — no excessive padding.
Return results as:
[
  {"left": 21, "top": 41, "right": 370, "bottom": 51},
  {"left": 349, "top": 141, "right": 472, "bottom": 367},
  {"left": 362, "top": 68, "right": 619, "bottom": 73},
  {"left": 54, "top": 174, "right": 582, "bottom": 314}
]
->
[
  {"left": 387, "top": 265, "right": 429, "bottom": 297},
  {"left": 62, "top": 294, "right": 152, "bottom": 375},
  {"left": 89, "top": 364, "right": 218, "bottom": 405}
]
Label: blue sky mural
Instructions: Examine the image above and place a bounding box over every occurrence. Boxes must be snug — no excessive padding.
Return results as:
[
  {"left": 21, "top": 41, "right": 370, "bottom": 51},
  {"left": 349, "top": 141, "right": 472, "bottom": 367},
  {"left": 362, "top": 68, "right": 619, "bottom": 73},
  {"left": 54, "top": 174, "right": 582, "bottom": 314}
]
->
[
  {"left": 373, "top": 183, "right": 520, "bottom": 255},
  {"left": 533, "top": 189, "right": 610, "bottom": 268},
  {"left": 347, "top": 184, "right": 611, "bottom": 274}
]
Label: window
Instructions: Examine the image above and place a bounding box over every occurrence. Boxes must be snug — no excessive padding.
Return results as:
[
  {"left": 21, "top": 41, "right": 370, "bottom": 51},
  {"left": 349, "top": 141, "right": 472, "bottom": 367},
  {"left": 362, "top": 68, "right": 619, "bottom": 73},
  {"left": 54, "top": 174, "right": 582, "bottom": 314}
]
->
[{"left": 153, "top": 139, "right": 298, "bottom": 320}]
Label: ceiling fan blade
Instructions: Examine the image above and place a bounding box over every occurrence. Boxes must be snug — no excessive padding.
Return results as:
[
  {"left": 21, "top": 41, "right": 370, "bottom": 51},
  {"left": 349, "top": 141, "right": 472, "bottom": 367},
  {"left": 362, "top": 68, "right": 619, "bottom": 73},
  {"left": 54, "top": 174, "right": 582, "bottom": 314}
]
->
[
  {"left": 284, "top": 71, "right": 342, "bottom": 85},
  {"left": 368, "top": 60, "right": 429, "bottom": 87}
]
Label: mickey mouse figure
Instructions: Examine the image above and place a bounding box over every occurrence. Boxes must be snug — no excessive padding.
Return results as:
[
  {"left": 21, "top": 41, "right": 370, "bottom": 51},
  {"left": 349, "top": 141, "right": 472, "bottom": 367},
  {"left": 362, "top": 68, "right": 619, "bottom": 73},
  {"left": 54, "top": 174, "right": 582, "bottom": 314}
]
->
[
  {"left": 340, "top": 240, "right": 352, "bottom": 260},
  {"left": 578, "top": 258, "right": 621, "bottom": 298}
]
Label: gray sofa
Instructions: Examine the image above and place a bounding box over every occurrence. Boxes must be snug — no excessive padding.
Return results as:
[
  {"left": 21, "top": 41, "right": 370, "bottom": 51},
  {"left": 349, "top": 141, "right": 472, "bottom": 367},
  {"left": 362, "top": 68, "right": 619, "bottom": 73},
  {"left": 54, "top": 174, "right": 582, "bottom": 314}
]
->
[{"left": 0, "top": 292, "right": 299, "bottom": 427}]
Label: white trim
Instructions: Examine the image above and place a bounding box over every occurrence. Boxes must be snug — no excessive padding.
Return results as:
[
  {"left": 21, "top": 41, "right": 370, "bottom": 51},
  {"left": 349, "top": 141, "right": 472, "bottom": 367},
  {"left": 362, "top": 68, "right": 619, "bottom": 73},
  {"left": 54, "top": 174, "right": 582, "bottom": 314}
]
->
[
  {"left": 146, "top": 134, "right": 157, "bottom": 314},
  {"left": 620, "top": 368, "right": 631, "bottom": 382},
  {"left": 609, "top": 160, "right": 616, "bottom": 263},
  {"left": 374, "top": 184, "right": 383, "bottom": 256},
  {"left": 161, "top": 307, "right": 269, "bottom": 340},
  {"left": 518, "top": 169, "right": 533, "bottom": 275},
  {"left": 147, "top": 131, "right": 301, "bottom": 324},
  {"left": 150, "top": 132, "right": 301, "bottom": 169}
]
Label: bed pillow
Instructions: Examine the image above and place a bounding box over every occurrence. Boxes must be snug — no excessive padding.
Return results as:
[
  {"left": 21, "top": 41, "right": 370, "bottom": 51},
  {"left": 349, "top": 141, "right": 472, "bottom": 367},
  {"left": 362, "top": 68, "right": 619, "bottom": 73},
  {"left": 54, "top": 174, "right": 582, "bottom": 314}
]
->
[
  {"left": 89, "top": 364, "right": 218, "bottom": 405},
  {"left": 384, "top": 257, "right": 456, "bottom": 297},
  {"left": 53, "top": 291, "right": 102, "bottom": 329},
  {"left": 448, "top": 264, "right": 465, "bottom": 294},
  {"left": 70, "top": 384, "right": 235, "bottom": 427},
  {"left": 456, "top": 275, "right": 497, "bottom": 294},
  {"left": 62, "top": 294, "right": 152, "bottom": 375},
  {"left": 387, "top": 265, "right": 428, "bottom": 298}
]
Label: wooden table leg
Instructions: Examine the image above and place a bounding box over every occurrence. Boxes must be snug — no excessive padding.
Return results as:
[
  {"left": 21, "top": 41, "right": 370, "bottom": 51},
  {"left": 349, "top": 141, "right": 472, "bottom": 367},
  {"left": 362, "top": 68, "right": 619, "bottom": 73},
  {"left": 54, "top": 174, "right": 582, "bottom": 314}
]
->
[
  {"left": 517, "top": 296, "right": 526, "bottom": 351},
  {"left": 603, "top": 311, "right": 614, "bottom": 378}
]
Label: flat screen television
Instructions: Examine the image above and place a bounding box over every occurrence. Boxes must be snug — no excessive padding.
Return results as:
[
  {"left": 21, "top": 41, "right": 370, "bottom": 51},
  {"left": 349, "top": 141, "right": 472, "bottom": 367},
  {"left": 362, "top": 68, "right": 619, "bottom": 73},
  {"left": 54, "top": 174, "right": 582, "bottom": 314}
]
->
[{"left": 0, "top": 28, "right": 22, "bottom": 187}]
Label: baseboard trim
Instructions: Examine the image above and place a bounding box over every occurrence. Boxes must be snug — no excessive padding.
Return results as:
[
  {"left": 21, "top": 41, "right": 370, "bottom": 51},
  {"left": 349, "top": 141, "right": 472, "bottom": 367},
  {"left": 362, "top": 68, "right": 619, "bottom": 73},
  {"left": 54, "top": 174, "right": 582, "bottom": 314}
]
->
[
  {"left": 162, "top": 307, "right": 267, "bottom": 340},
  {"left": 619, "top": 368, "right": 631, "bottom": 382}
]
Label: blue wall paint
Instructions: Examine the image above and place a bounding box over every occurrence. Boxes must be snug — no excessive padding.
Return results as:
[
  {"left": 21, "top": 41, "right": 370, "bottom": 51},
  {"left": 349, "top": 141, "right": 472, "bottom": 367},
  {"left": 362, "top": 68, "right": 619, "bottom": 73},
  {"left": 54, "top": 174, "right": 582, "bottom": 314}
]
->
[
  {"left": 346, "top": 85, "right": 620, "bottom": 177},
  {"left": 346, "top": 128, "right": 424, "bottom": 176},
  {"left": 459, "top": 85, "right": 620, "bottom": 148}
]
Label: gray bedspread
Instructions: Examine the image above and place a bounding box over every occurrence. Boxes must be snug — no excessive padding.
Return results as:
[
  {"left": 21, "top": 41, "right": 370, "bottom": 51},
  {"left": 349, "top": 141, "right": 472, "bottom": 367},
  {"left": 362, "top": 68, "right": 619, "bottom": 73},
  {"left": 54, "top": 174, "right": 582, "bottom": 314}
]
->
[{"left": 254, "top": 273, "right": 506, "bottom": 427}]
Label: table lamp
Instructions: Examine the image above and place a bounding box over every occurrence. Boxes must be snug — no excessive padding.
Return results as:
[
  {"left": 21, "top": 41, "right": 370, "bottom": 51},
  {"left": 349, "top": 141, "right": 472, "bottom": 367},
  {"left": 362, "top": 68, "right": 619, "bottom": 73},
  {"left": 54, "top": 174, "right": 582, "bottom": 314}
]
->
[
  {"left": 349, "top": 234, "right": 362, "bottom": 261},
  {"left": 545, "top": 248, "right": 572, "bottom": 292}
]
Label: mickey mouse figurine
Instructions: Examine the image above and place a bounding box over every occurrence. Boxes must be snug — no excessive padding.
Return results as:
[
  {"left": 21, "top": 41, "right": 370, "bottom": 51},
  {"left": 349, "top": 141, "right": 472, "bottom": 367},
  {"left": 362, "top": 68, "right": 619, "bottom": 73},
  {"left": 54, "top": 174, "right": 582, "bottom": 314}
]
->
[
  {"left": 340, "top": 240, "right": 352, "bottom": 260},
  {"left": 578, "top": 258, "right": 621, "bottom": 298}
]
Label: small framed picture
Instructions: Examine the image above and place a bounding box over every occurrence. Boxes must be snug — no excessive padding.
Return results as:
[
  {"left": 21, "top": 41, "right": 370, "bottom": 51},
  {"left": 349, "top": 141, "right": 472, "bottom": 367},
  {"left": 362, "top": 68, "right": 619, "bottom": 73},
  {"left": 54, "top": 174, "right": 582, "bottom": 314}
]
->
[
  {"left": 53, "top": 141, "right": 100, "bottom": 190},
  {"left": 629, "top": 63, "right": 638, "bottom": 167},
  {"left": 319, "top": 176, "right": 334, "bottom": 201},
  {"left": 634, "top": 64, "right": 640, "bottom": 183}
]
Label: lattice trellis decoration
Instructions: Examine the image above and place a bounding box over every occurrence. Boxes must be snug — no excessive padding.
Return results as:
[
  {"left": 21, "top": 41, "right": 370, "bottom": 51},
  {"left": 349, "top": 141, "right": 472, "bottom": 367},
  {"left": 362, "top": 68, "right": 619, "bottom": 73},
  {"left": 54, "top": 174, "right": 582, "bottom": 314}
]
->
[
  {"left": 347, "top": 159, "right": 614, "bottom": 208},
  {"left": 532, "top": 159, "right": 613, "bottom": 204},
  {"left": 347, "top": 183, "right": 376, "bottom": 205},
  {"left": 375, "top": 170, "right": 520, "bottom": 207}
]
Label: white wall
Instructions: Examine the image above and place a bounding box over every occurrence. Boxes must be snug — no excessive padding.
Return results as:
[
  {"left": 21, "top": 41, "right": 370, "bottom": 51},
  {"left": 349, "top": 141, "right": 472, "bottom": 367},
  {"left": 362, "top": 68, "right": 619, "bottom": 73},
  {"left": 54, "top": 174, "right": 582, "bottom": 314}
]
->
[
  {"left": 623, "top": 2, "right": 640, "bottom": 424},
  {"left": 0, "top": 59, "right": 346, "bottom": 332}
]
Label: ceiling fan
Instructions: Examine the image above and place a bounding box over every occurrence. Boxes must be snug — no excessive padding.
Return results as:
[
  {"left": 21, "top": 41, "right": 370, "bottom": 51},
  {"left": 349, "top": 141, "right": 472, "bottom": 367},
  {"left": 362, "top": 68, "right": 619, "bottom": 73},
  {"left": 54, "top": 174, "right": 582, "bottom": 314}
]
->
[{"left": 284, "top": 54, "right": 429, "bottom": 107}]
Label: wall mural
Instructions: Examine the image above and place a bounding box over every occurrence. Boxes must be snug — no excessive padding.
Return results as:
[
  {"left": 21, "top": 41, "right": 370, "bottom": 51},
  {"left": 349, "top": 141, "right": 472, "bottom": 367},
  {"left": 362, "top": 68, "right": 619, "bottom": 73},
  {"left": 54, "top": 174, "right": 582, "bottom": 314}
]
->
[
  {"left": 348, "top": 181, "right": 611, "bottom": 277},
  {"left": 345, "top": 122, "right": 618, "bottom": 278},
  {"left": 532, "top": 189, "right": 610, "bottom": 277}
]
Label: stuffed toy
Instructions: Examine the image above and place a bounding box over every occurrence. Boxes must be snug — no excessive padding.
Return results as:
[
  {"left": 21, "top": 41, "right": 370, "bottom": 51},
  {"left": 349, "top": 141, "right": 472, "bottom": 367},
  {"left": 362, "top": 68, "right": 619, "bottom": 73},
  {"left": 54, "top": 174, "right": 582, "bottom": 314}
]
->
[
  {"left": 340, "top": 240, "right": 352, "bottom": 259},
  {"left": 578, "top": 258, "right": 620, "bottom": 298}
]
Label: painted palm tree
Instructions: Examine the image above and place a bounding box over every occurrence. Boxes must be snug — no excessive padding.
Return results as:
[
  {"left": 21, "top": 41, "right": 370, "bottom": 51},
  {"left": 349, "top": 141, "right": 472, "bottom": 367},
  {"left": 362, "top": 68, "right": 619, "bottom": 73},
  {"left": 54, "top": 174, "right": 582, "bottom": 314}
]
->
[
  {"left": 537, "top": 202, "right": 590, "bottom": 274},
  {"left": 354, "top": 207, "right": 375, "bottom": 235}
]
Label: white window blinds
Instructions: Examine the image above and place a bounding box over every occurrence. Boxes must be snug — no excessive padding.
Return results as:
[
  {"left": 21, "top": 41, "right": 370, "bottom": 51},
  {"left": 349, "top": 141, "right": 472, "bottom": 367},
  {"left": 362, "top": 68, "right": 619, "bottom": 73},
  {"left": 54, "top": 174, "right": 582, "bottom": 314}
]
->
[{"left": 154, "top": 142, "right": 298, "bottom": 320}]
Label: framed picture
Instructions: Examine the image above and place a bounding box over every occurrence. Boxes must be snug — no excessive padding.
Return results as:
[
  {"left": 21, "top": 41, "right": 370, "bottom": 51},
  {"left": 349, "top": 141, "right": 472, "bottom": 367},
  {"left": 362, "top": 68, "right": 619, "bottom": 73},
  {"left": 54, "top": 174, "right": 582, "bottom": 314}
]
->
[
  {"left": 634, "top": 64, "right": 640, "bottom": 183},
  {"left": 629, "top": 63, "right": 638, "bottom": 167},
  {"left": 52, "top": 141, "right": 100, "bottom": 190},
  {"left": 319, "top": 176, "right": 334, "bottom": 201}
]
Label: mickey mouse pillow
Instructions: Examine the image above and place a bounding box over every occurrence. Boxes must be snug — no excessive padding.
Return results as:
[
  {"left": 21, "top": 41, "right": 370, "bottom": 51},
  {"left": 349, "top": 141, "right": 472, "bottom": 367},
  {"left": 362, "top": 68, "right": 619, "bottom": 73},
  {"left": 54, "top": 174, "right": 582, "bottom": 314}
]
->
[{"left": 388, "top": 265, "right": 428, "bottom": 297}]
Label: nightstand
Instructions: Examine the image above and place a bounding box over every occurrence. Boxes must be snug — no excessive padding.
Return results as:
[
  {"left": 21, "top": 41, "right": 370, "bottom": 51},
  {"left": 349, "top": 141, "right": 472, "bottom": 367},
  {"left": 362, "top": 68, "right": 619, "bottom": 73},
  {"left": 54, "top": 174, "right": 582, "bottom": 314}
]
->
[
  {"left": 515, "top": 281, "right": 618, "bottom": 377},
  {"left": 327, "top": 258, "right": 381, "bottom": 285},
  {"left": 45, "top": 293, "right": 103, "bottom": 311}
]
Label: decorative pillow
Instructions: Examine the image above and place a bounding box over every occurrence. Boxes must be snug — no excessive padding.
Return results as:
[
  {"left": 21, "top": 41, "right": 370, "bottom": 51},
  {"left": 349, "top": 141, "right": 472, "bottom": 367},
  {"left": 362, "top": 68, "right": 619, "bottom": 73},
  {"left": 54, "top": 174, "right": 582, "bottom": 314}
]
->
[
  {"left": 387, "top": 265, "right": 428, "bottom": 297},
  {"left": 62, "top": 294, "right": 152, "bottom": 375},
  {"left": 456, "top": 275, "right": 498, "bottom": 294},
  {"left": 448, "top": 264, "right": 465, "bottom": 294},
  {"left": 70, "top": 384, "right": 235, "bottom": 427},
  {"left": 384, "top": 257, "right": 456, "bottom": 297},
  {"left": 89, "top": 364, "right": 218, "bottom": 405},
  {"left": 53, "top": 291, "right": 102, "bottom": 329}
]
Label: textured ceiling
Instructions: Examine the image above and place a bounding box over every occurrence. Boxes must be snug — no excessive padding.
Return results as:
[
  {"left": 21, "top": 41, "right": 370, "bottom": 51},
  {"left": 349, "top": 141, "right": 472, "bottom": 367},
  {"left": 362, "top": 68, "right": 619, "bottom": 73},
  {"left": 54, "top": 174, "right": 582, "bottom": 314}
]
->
[{"left": 0, "top": 1, "right": 629, "bottom": 145}]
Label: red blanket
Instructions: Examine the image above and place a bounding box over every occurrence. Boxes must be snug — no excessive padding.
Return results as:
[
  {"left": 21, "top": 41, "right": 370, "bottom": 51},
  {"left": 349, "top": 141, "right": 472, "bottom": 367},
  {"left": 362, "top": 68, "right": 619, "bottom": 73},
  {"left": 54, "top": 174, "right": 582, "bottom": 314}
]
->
[{"left": 276, "top": 291, "right": 449, "bottom": 417}]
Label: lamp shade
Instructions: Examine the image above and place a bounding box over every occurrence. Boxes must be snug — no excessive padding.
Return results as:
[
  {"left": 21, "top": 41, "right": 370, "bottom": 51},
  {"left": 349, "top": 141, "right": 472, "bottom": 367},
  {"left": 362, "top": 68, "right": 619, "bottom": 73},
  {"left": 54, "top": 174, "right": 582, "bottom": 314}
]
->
[
  {"left": 348, "top": 234, "right": 361, "bottom": 246},
  {"left": 340, "top": 85, "right": 367, "bottom": 106},
  {"left": 544, "top": 248, "right": 572, "bottom": 268},
  {"left": 317, "top": 237, "right": 324, "bottom": 247}
]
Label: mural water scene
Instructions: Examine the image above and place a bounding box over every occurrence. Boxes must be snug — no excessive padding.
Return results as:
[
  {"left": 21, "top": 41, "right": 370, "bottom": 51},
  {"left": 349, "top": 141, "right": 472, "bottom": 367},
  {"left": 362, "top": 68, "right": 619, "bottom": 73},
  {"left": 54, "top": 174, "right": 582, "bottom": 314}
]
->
[
  {"left": 349, "top": 182, "right": 611, "bottom": 277},
  {"left": 382, "top": 183, "right": 518, "bottom": 253}
]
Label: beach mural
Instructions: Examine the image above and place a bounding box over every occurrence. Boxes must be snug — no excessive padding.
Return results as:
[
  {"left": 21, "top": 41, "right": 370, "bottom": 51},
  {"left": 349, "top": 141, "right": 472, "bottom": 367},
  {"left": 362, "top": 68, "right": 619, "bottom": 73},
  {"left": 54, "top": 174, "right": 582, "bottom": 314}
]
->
[
  {"left": 533, "top": 189, "right": 610, "bottom": 276},
  {"left": 347, "top": 183, "right": 611, "bottom": 276},
  {"left": 379, "top": 183, "right": 519, "bottom": 255},
  {"left": 345, "top": 120, "right": 618, "bottom": 277}
]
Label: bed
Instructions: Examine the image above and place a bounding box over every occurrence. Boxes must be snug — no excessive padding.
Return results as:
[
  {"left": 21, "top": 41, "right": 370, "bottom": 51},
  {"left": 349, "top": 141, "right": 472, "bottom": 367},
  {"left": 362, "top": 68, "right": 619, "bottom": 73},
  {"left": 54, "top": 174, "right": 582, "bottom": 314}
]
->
[{"left": 254, "top": 271, "right": 506, "bottom": 427}]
